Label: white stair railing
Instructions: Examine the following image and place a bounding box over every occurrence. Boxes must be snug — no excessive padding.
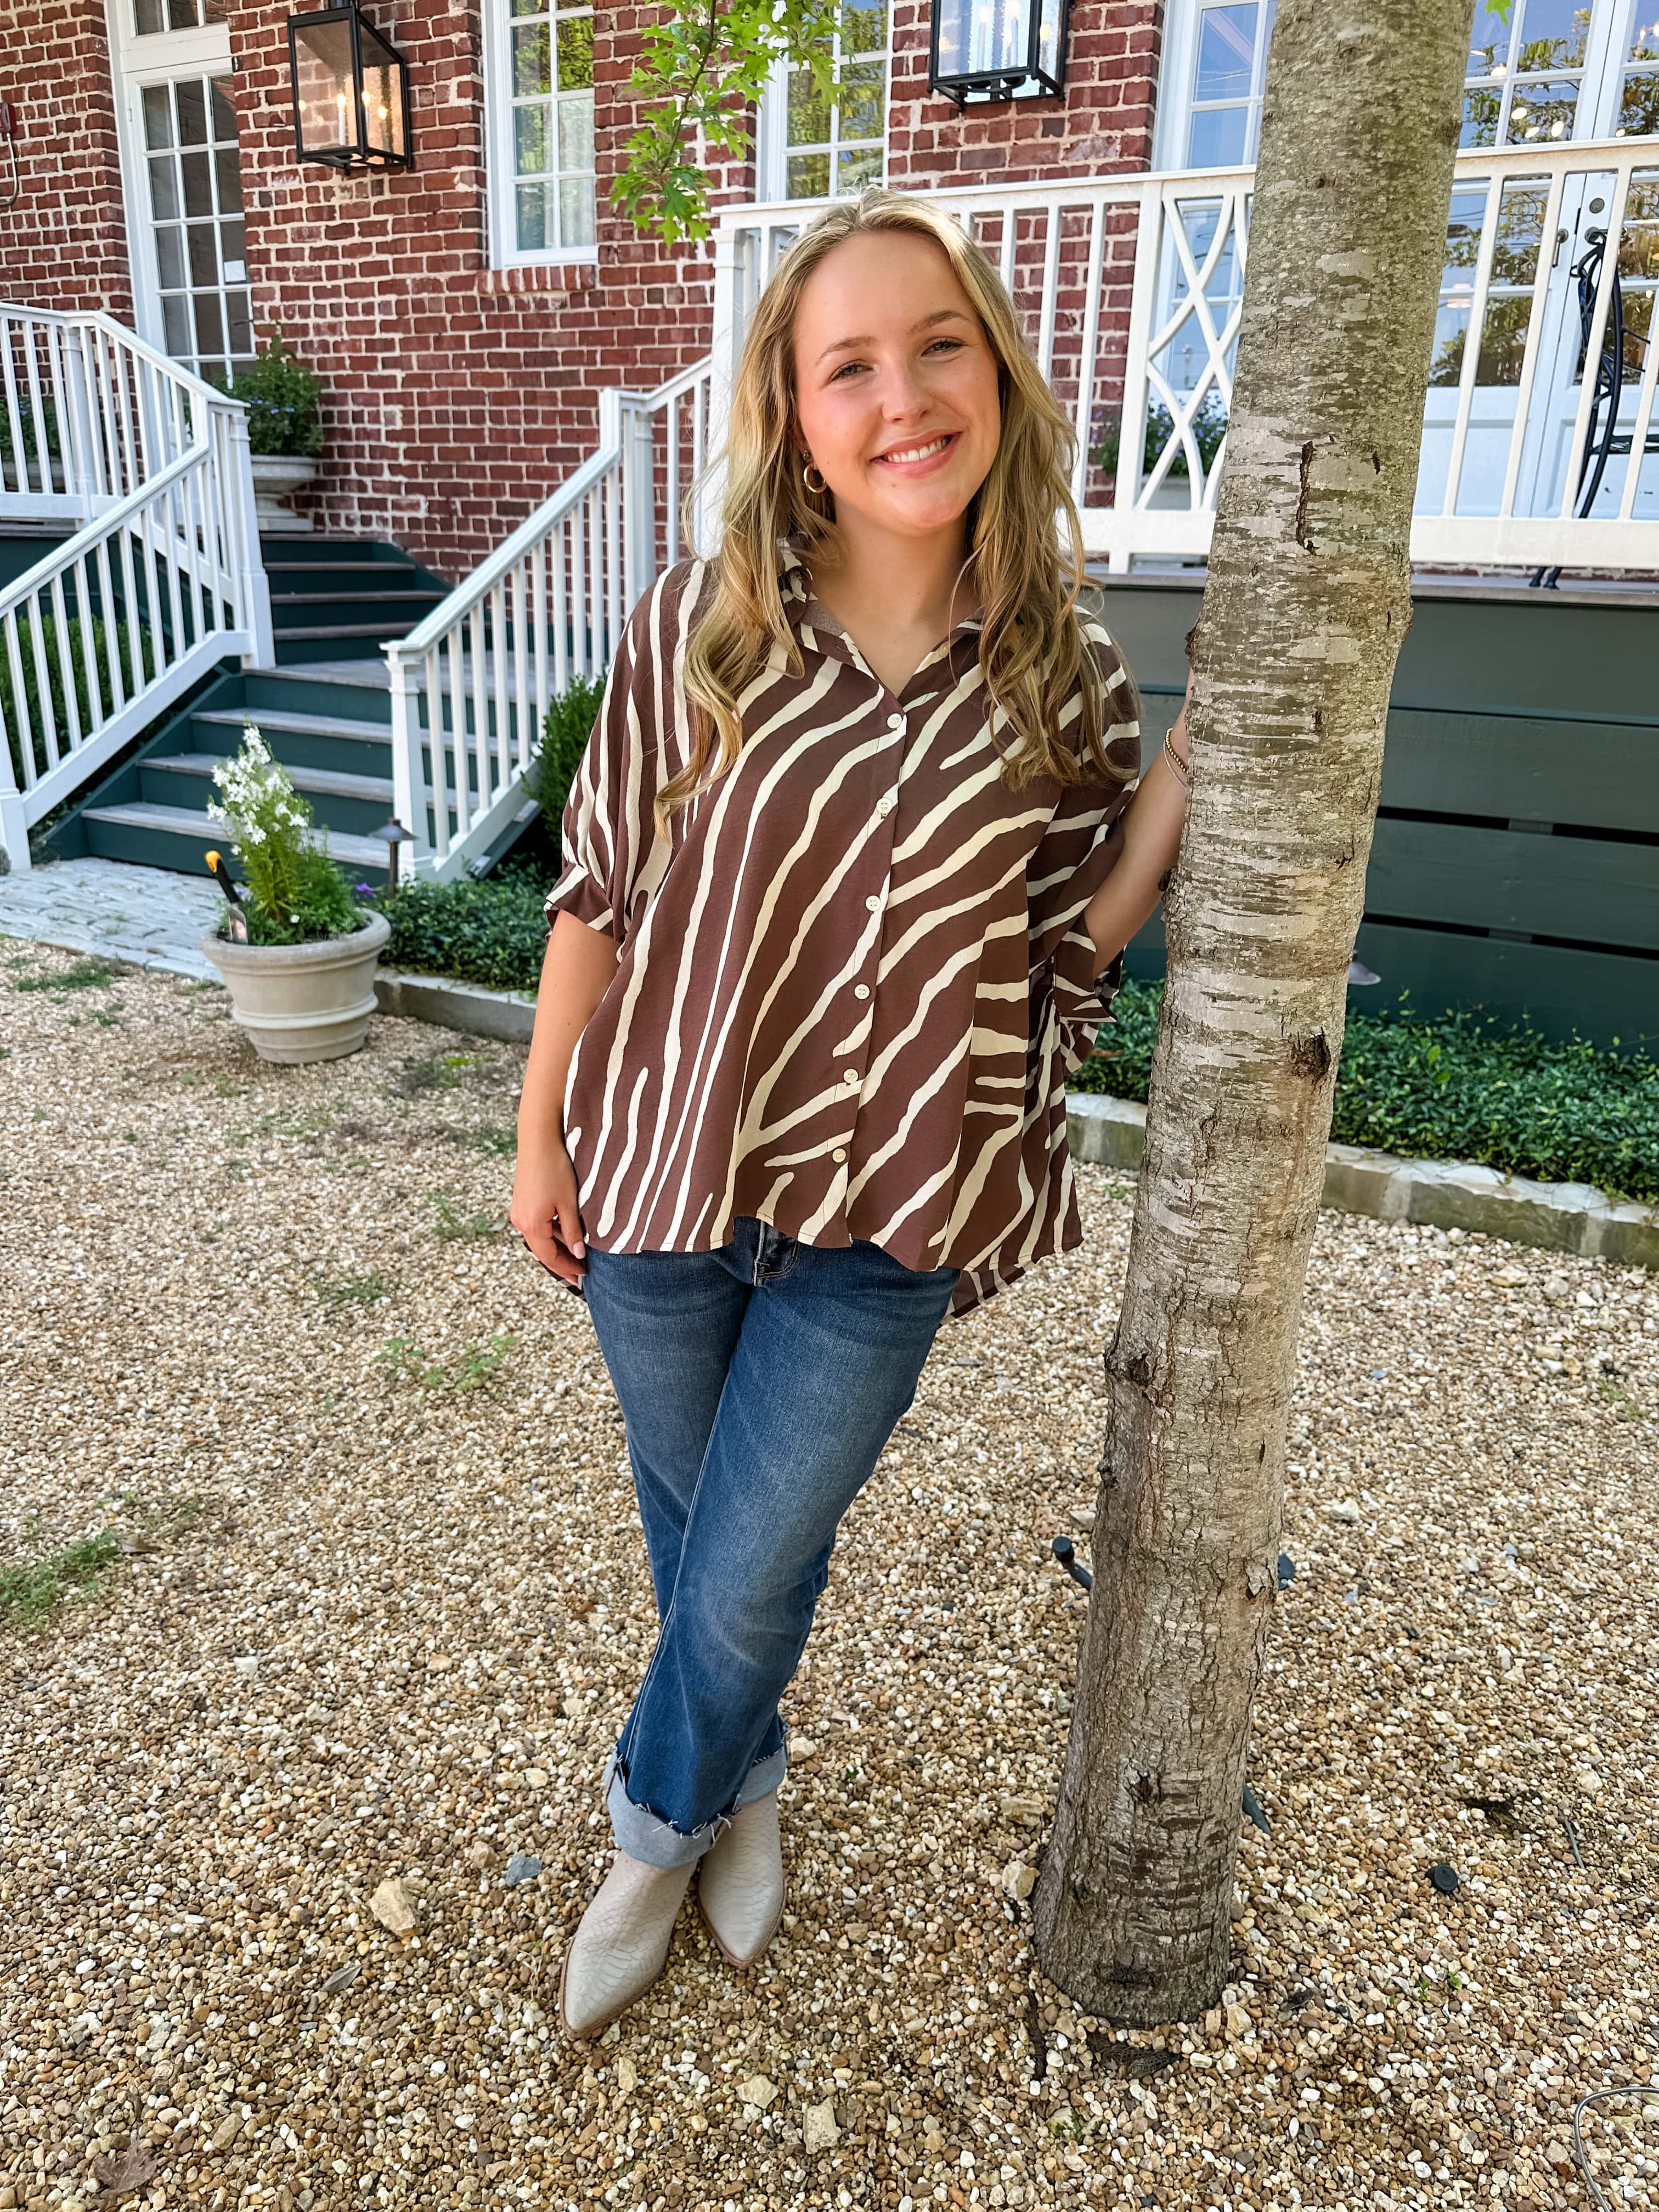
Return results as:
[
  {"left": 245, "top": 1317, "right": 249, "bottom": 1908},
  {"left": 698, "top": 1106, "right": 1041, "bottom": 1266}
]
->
[
  {"left": 385, "top": 358, "right": 714, "bottom": 881},
  {"left": 0, "top": 306, "right": 273, "bottom": 874}
]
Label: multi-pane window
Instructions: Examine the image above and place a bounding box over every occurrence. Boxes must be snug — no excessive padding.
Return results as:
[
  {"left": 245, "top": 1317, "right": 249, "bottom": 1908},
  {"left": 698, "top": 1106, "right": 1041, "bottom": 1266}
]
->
[
  {"left": 1616, "top": 5, "right": 1659, "bottom": 133},
  {"left": 502, "top": 0, "right": 595, "bottom": 255},
  {"left": 1183, "top": 0, "right": 1276, "bottom": 166},
  {"left": 1462, "top": 0, "right": 1593, "bottom": 146},
  {"left": 780, "top": 1, "right": 888, "bottom": 199},
  {"left": 133, "top": 0, "right": 222, "bottom": 31},
  {"left": 142, "top": 76, "right": 252, "bottom": 388}
]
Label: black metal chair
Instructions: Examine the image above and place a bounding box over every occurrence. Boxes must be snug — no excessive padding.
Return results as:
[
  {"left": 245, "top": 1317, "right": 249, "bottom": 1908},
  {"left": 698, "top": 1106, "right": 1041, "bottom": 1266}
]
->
[{"left": 1532, "top": 224, "right": 1659, "bottom": 589}]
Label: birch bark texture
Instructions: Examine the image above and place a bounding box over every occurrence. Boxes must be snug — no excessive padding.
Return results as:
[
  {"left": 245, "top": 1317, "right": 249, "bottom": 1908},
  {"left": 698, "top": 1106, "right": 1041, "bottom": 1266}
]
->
[{"left": 1031, "top": 0, "right": 1475, "bottom": 2022}]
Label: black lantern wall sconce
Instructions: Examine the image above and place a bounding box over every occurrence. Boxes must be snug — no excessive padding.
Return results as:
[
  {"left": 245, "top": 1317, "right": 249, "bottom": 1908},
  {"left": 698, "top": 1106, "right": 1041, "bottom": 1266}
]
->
[
  {"left": 928, "top": 0, "right": 1071, "bottom": 105},
  {"left": 286, "top": 0, "right": 414, "bottom": 172}
]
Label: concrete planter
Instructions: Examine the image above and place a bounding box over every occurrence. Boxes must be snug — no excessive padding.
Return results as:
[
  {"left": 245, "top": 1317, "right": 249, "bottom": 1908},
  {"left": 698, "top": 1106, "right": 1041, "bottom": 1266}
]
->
[
  {"left": 200, "top": 908, "right": 390, "bottom": 1064},
  {"left": 249, "top": 454, "right": 319, "bottom": 533}
]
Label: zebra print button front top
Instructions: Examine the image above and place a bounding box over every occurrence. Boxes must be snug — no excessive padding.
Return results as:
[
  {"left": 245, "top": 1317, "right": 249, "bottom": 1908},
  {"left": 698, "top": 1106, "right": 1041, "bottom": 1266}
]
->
[{"left": 541, "top": 534, "right": 1143, "bottom": 1324}]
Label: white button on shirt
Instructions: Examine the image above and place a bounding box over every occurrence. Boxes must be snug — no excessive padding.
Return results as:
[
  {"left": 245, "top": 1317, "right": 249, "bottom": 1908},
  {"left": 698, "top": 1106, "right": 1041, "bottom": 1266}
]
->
[
  {"left": 865, "top": 893, "right": 881, "bottom": 911},
  {"left": 877, "top": 795, "right": 896, "bottom": 819},
  {"left": 887, "top": 713, "right": 905, "bottom": 731}
]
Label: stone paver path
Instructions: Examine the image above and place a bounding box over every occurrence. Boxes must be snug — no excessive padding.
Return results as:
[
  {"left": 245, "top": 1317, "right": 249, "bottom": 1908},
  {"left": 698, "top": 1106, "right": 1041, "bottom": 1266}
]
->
[{"left": 0, "top": 856, "right": 225, "bottom": 981}]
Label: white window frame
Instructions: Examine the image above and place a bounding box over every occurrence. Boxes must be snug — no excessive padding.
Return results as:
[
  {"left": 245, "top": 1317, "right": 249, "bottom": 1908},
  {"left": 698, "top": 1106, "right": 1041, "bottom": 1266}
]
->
[
  {"left": 1152, "top": 0, "right": 1274, "bottom": 173},
  {"left": 105, "top": 0, "right": 239, "bottom": 366},
  {"left": 1153, "top": 0, "right": 1658, "bottom": 173},
  {"left": 482, "top": 0, "right": 598, "bottom": 270},
  {"left": 755, "top": 31, "right": 892, "bottom": 204}
]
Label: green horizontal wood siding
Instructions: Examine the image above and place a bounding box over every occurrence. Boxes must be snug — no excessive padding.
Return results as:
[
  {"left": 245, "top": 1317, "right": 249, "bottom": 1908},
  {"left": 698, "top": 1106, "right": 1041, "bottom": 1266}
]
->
[
  {"left": 1366, "top": 818, "right": 1659, "bottom": 953},
  {"left": 1096, "top": 578, "right": 1659, "bottom": 1048}
]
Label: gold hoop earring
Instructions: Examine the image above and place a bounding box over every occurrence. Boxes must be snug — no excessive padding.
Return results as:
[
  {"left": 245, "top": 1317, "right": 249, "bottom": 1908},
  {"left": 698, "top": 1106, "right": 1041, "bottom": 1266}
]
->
[{"left": 802, "top": 460, "right": 827, "bottom": 495}]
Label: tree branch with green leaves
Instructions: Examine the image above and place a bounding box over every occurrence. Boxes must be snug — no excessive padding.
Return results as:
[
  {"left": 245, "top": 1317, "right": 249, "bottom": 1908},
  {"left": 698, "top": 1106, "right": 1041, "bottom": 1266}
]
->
[{"left": 609, "top": 0, "right": 846, "bottom": 243}]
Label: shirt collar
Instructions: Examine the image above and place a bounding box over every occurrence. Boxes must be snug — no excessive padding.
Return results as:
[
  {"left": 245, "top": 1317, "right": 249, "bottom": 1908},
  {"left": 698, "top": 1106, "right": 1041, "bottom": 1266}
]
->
[{"left": 776, "top": 532, "right": 983, "bottom": 691}]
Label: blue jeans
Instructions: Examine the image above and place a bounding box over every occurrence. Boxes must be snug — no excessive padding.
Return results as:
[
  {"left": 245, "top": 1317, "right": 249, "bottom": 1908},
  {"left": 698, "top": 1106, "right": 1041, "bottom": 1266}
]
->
[{"left": 580, "top": 1215, "right": 961, "bottom": 1868}]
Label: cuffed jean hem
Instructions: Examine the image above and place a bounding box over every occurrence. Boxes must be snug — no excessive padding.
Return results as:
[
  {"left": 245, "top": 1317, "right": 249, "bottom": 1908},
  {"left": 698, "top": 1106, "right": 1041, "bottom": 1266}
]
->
[{"left": 601, "top": 1743, "right": 789, "bottom": 1869}]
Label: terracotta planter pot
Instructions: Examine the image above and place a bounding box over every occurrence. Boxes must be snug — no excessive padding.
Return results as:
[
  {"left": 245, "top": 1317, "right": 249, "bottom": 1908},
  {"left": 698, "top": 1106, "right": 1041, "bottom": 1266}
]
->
[{"left": 200, "top": 909, "right": 391, "bottom": 1064}]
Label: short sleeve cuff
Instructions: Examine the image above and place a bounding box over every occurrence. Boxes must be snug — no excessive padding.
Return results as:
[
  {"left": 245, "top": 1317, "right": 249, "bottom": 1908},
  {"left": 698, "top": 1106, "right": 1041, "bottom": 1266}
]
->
[
  {"left": 543, "top": 865, "right": 616, "bottom": 936},
  {"left": 1051, "top": 924, "right": 1125, "bottom": 1021}
]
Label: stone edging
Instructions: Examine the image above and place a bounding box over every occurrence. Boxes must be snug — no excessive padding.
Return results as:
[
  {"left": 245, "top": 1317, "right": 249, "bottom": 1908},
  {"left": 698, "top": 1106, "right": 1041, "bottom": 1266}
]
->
[
  {"left": 1067, "top": 1093, "right": 1659, "bottom": 1269},
  {"left": 375, "top": 967, "right": 540, "bottom": 1042},
  {"left": 379, "top": 969, "right": 1658, "bottom": 1268}
]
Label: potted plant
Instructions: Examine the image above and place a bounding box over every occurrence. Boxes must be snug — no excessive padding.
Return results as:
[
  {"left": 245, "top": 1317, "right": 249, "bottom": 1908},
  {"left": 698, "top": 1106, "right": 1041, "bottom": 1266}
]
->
[
  {"left": 225, "top": 329, "right": 325, "bottom": 532},
  {"left": 199, "top": 722, "right": 392, "bottom": 1063}
]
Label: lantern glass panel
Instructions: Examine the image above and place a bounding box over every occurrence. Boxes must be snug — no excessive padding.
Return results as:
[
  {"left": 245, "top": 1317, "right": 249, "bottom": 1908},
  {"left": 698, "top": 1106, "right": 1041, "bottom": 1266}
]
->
[
  {"left": 293, "top": 19, "right": 357, "bottom": 158},
  {"left": 358, "top": 18, "right": 407, "bottom": 159},
  {"left": 970, "top": 0, "right": 1029, "bottom": 78},
  {"left": 1035, "top": 0, "right": 1061, "bottom": 84}
]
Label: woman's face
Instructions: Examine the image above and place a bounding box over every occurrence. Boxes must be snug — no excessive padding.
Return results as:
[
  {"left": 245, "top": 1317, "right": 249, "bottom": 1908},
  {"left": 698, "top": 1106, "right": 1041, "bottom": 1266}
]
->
[{"left": 790, "top": 229, "right": 1002, "bottom": 546}]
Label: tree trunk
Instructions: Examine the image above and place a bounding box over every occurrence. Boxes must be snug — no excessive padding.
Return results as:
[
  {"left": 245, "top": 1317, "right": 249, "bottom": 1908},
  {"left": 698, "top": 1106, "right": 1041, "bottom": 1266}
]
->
[{"left": 1031, "top": 0, "right": 1475, "bottom": 2023}]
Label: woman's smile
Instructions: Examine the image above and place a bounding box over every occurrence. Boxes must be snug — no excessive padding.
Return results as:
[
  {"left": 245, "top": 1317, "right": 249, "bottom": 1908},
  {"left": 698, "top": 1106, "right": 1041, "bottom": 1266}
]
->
[{"left": 871, "top": 430, "right": 961, "bottom": 474}]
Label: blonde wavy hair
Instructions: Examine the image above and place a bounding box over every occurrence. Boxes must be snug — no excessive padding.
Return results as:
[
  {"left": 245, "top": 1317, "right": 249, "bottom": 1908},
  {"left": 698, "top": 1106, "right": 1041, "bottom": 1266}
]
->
[{"left": 652, "top": 185, "right": 1138, "bottom": 842}]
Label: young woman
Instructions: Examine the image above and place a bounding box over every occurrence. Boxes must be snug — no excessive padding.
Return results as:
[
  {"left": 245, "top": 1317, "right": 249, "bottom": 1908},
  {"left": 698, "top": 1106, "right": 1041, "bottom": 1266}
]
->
[{"left": 510, "top": 187, "right": 1192, "bottom": 2040}]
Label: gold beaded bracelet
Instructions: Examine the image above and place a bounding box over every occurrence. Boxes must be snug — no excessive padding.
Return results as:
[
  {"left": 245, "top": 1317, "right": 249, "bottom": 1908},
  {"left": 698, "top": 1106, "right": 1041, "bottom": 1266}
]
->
[{"left": 1162, "top": 727, "right": 1190, "bottom": 792}]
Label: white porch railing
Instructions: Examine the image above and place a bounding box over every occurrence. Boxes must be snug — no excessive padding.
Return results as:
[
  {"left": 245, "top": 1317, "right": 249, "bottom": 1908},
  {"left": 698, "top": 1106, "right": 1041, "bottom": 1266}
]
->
[
  {"left": 713, "top": 139, "right": 1659, "bottom": 575},
  {"left": 385, "top": 359, "right": 714, "bottom": 881},
  {"left": 0, "top": 306, "right": 273, "bottom": 873}
]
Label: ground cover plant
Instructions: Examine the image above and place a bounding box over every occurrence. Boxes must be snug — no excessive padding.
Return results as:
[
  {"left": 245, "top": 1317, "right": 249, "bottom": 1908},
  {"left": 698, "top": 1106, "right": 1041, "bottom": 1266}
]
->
[{"left": 1073, "top": 981, "right": 1659, "bottom": 1205}]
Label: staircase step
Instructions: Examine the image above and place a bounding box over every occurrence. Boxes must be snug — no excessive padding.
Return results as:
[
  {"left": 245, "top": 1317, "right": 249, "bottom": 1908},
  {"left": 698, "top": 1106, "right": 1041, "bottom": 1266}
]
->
[
  {"left": 257, "top": 537, "right": 416, "bottom": 562},
  {"left": 272, "top": 623, "right": 418, "bottom": 644},
  {"left": 268, "top": 589, "right": 444, "bottom": 607},
  {"left": 80, "top": 800, "right": 392, "bottom": 871},
  {"left": 194, "top": 706, "right": 396, "bottom": 748},
  {"left": 148, "top": 749, "right": 496, "bottom": 803},
  {"left": 264, "top": 574, "right": 430, "bottom": 593},
  {"left": 266, "top": 661, "right": 393, "bottom": 691}
]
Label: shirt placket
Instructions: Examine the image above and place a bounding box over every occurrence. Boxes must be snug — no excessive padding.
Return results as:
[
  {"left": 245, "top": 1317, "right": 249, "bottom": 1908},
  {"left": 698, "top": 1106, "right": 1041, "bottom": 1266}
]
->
[{"left": 827, "top": 681, "right": 909, "bottom": 1212}]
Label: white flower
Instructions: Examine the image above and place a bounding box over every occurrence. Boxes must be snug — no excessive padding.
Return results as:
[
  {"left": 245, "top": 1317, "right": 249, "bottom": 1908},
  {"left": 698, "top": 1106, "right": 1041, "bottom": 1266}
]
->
[{"left": 244, "top": 823, "right": 266, "bottom": 844}]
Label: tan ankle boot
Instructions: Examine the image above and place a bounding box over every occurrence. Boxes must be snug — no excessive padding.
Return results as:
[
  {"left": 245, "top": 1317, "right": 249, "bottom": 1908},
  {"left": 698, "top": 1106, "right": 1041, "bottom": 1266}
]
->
[
  {"left": 557, "top": 1850, "right": 695, "bottom": 2038},
  {"left": 696, "top": 1790, "right": 785, "bottom": 1967}
]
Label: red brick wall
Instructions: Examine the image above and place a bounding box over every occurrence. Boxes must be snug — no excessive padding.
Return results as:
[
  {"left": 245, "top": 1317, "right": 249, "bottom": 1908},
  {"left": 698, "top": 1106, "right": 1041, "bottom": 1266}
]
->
[
  {"left": 218, "top": 0, "right": 753, "bottom": 574},
  {"left": 1, "top": 0, "right": 1164, "bottom": 578},
  {"left": 0, "top": 0, "right": 134, "bottom": 321}
]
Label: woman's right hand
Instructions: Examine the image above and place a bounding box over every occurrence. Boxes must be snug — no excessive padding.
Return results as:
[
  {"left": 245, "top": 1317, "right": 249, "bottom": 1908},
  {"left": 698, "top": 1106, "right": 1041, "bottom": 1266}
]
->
[{"left": 511, "top": 1127, "right": 588, "bottom": 1288}]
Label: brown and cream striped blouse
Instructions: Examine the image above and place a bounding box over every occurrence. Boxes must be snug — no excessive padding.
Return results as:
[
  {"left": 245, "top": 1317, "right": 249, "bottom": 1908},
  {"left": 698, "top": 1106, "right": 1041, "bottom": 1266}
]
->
[{"left": 541, "top": 534, "right": 1142, "bottom": 1324}]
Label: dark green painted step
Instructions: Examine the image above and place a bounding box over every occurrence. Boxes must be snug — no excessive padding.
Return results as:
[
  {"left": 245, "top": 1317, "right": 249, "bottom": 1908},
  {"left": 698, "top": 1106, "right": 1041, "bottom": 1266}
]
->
[{"left": 76, "top": 800, "right": 392, "bottom": 876}]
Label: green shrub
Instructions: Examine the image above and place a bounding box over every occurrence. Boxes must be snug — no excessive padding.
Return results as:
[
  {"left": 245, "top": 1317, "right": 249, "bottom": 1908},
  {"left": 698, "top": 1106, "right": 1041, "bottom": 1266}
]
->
[
  {"left": 1073, "top": 979, "right": 1659, "bottom": 1204},
  {"left": 1, "top": 610, "right": 157, "bottom": 790},
  {"left": 1091, "top": 393, "right": 1229, "bottom": 482},
  {"left": 224, "top": 329, "right": 324, "bottom": 459},
  {"left": 372, "top": 875, "right": 552, "bottom": 992},
  {"left": 526, "top": 674, "right": 604, "bottom": 833}
]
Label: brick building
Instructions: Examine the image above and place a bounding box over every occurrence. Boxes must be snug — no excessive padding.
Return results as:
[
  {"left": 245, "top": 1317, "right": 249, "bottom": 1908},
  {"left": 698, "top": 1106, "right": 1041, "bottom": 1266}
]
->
[
  {"left": 3, "top": 0, "right": 1658, "bottom": 1043},
  {"left": 1, "top": 0, "right": 1165, "bottom": 577}
]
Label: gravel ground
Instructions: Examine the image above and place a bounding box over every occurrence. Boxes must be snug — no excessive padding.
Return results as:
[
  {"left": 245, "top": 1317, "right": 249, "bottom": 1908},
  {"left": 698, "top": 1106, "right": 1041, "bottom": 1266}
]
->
[{"left": 2, "top": 939, "right": 1656, "bottom": 2212}]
